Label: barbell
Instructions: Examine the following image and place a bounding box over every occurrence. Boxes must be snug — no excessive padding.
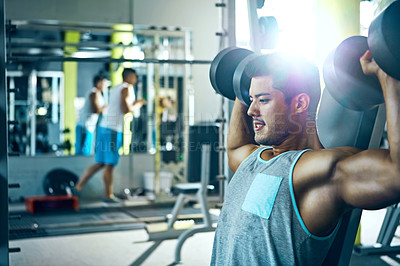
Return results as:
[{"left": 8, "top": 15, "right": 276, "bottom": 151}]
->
[{"left": 209, "top": 0, "right": 400, "bottom": 111}]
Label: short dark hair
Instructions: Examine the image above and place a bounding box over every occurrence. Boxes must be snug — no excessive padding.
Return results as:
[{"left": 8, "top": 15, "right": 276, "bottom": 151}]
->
[
  {"left": 122, "top": 68, "right": 137, "bottom": 80},
  {"left": 246, "top": 52, "right": 321, "bottom": 118},
  {"left": 93, "top": 74, "right": 107, "bottom": 86}
]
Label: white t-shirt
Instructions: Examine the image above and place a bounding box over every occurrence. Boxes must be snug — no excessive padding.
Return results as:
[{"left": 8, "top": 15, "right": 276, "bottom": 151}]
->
[{"left": 100, "top": 82, "right": 135, "bottom": 132}]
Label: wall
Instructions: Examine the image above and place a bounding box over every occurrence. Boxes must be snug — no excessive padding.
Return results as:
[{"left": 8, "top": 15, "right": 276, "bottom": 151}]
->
[
  {"left": 5, "top": 0, "right": 133, "bottom": 24},
  {"left": 5, "top": 0, "right": 222, "bottom": 124},
  {"left": 8, "top": 154, "right": 155, "bottom": 200},
  {"left": 133, "top": 0, "right": 221, "bottom": 124}
]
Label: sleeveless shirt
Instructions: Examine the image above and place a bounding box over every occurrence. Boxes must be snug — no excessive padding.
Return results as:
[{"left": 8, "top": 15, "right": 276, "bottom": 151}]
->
[
  {"left": 211, "top": 147, "right": 341, "bottom": 265},
  {"left": 100, "top": 82, "right": 135, "bottom": 132},
  {"left": 77, "top": 87, "right": 105, "bottom": 133}
]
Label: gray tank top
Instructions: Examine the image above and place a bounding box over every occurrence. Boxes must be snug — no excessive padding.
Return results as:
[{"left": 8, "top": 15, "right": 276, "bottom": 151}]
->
[{"left": 211, "top": 147, "right": 341, "bottom": 265}]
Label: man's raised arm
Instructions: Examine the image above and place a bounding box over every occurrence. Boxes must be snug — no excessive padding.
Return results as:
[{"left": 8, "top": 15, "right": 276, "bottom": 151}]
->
[
  {"left": 227, "top": 98, "right": 258, "bottom": 172},
  {"left": 334, "top": 51, "right": 400, "bottom": 210}
]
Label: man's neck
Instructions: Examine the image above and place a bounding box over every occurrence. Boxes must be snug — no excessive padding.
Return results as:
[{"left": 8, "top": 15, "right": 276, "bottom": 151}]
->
[{"left": 270, "top": 125, "right": 323, "bottom": 157}]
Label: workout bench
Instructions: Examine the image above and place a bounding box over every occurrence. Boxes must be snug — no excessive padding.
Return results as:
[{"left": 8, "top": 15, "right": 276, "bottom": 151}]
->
[{"left": 138, "top": 144, "right": 216, "bottom": 265}]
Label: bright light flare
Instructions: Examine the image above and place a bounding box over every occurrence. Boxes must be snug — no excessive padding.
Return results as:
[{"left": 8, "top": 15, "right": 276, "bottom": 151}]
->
[{"left": 258, "top": 0, "right": 317, "bottom": 62}]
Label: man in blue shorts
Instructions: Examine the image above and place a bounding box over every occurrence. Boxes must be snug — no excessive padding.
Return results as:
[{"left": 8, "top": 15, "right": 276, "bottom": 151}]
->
[{"left": 75, "top": 68, "right": 146, "bottom": 203}]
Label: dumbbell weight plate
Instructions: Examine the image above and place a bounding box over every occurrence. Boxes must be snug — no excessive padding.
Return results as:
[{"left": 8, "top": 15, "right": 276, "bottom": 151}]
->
[
  {"left": 368, "top": 0, "right": 400, "bottom": 80},
  {"left": 323, "top": 36, "right": 383, "bottom": 111},
  {"left": 43, "top": 168, "right": 78, "bottom": 196},
  {"left": 233, "top": 53, "right": 270, "bottom": 106},
  {"left": 209, "top": 47, "right": 254, "bottom": 100}
]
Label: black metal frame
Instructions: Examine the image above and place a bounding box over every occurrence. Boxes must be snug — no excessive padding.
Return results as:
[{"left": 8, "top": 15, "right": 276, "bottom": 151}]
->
[{"left": 0, "top": 0, "right": 10, "bottom": 265}]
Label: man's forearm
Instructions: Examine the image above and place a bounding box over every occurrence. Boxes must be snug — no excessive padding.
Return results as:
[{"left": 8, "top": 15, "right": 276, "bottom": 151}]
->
[
  {"left": 227, "top": 98, "right": 256, "bottom": 152},
  {"left": 380, "top": 73, "right": 400, "bottom": 167}
]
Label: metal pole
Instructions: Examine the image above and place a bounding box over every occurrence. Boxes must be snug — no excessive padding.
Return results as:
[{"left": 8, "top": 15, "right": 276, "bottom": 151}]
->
[
  {"left": 0, "top": 0, "right": 10, "bottom": 264},
  {"left": 8, "top": 56, "right": 212, "bottom": 65},
  {"left": 247, "top": 0, "right": 260, "bottom": 53},
  {"left": 27, "top": 70, "right": 37, "bottom": 156},
  {"left": 216, "top": 0, "right": 236, "bottom": 205}
]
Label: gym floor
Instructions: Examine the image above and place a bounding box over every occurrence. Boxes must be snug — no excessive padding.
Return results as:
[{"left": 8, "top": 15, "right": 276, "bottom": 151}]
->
[{"left": 8, "top": 200, "right": 400, "bottom": 266}]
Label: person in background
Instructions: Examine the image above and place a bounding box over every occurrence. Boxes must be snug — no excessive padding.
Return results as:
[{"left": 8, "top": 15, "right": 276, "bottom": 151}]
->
[
  {"left": 75, "top": 68, "right": 146, "bottom": 203},
  {"left": 75, "top": 74, "right": 109, "bottom": 155}
]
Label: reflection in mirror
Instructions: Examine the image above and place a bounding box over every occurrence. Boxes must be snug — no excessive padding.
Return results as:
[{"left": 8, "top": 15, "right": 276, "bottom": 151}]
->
[
  {"left": 7, "top": 71, "right": 65, "bottom": 156},
  {"left": 6, "top": 20, "right": 190, "bottom": 160}
]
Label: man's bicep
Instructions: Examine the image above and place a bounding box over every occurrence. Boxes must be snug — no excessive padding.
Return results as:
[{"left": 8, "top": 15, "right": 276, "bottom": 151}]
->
[
  {"left": 334, "top": 149, "right": 400, "bottom": 209},
  {"left": 120, "top": 88, "right": 130, "bottom": 113},
  {"left": 228, "top": 144, "right": 258, "bottom": 173}
]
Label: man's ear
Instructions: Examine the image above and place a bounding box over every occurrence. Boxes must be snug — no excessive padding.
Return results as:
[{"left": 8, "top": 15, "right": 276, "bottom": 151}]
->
[{"left": 293, "top": 93, "right": 310, "bottom": 114}]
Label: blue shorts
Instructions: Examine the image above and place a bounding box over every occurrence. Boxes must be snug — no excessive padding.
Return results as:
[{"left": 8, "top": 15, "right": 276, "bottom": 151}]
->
[
  {"left": 75, "top": 124, "right": 94, "bottom": 155},
  {"left": 95, "top": 127, "right": 123, "bottom": 166}
]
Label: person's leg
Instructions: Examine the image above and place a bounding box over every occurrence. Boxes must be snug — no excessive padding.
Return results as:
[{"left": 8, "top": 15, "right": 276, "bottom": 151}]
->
[
  {"left": 75, "top": 163, "right": 104, "bottom": 191},
  {"left": 101, "top": 128, "right": 123, "bottom": 200},
  {"left": 75, "top": 125, "right": 107, "bottom": 192},
  {"left": 82, "top": 129, "right": 94, "bottom": 155},
  {"left": 75, "top": 125, "right": 84, "bottom": 155},
  {"left": 103, "top": 164, "right": 115, "bottom": 199}
]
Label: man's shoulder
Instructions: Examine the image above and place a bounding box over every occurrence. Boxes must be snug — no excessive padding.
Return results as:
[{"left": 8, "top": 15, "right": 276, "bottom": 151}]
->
[
  {"left": 294, "top": 147, "right": 362, "bottom": 182},
  {"left": 302, "top": 146, "right": 361, "bottom": 160},
  {"left": 110, "top": 82, "right": 128, "bottom": 89}
]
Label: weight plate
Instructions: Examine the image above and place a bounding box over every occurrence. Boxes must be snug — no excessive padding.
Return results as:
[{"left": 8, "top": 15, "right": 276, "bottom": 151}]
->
[
  {"left": 233, "top": 53, "right": 270, "bottom": 106},
  {"left": 209, "top": 47, "right": 254, "bottom": 100},
  {"left": 43, "top": 168, "right": 78, "bottom": 196},
  {"left": 323, "top": 36, "right": 383, "bottom": 111},
  {"left": 368, "top": 0, "right": 400, "bottom": 80}
]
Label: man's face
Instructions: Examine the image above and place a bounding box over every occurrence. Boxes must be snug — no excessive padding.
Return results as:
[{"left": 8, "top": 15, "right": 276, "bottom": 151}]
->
[
  {"left": 247, "top": 75, "right": 291, "bottom": 146},
  {"left": 127, "top": 73, "right": 138, "bottom": 86},
  {"left": 99, "top": 79, "right": 109, "bottom": 92}
]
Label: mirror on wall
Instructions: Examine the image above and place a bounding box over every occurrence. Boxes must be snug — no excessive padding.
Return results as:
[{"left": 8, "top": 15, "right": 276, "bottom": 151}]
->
[{"left": 6, "top": 20, "right": 191, "bottom": 160}]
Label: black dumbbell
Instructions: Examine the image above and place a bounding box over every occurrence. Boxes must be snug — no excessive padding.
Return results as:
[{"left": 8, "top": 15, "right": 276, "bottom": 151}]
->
[
  {"left": 210, "top": 47, "right": 268, "bottom": 106},
  {"left": 209, "top": 47, "right": 254, "bottom": 102},
  {"left": 210, "top": 47, "right": 314, "bottom": 107},
  {"left": 368, "top": 0, "right": 400, "bottom": 81},
  {"left": 323, "top": 1, "right": 400, "bottom": 111},
  {"left": 233, "top": 53, "right": 270, "bottom": 106},
  {"left": 210, "top": 45, "right": 275, "bottom": 106},
  {"left": 323, "top": 36, "right": 383, "bottom": 111}
]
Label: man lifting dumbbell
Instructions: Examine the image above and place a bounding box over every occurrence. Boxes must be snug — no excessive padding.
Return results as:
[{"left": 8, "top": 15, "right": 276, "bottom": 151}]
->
[
  {"left": 210, "top": 1, "right": 400, "bottom": 264},
  {"left": 210, "top": 46, "right": 400, "bottom": 264}
]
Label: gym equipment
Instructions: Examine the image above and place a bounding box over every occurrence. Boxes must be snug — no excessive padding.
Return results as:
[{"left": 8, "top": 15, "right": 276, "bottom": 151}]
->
[
  {"left": 24, "top": 168, "right": 79, "bottom": 213},
  {"left": 25, "top": 195, "right": 79, "bottom": 213},
  {"left": 323, "top": 36, "right": 383, "bottom": 111},
  {"left": 324, "top": 0, "right": 400, "bottom": 111},
  {"left": 43, "top": 168, "right": 78, "bottom": 196},
  {"left": 210, "top": 1, "right": 399, "bottom": 111},
  {"left": 353, "top": 203, "right": 400, "bottom": 256},
  {"left": 233, "top": 53, "right": 269, "bottom": 106},
  {"left": 186, "top": 124, "right": 220, "bottom": 190},
  {"left": 368, "top": 0, "right": 400, "bottom": 80},
  {"left": 209, "top": 47, "right": 254, "bottom": 101},
  {"left": 140, "top": 144, "right": 216, "bottom": 265}
]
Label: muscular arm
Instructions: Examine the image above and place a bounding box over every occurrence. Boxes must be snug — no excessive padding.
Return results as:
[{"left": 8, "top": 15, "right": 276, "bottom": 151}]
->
[
  {"left": 294, "top": 52, "right": 400, "bottom": 236},
  {"left": 334, "top": 51, "right": 400, "bottom": 210},
  {"left": 120, "top": 87, "right": 146, "bottom": 114},
  {"left": 89, "top": 92, "right": 107, "bottom": 114},
  {"left": 227, "top": 98, "right": 259, "bottom": 172}
]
